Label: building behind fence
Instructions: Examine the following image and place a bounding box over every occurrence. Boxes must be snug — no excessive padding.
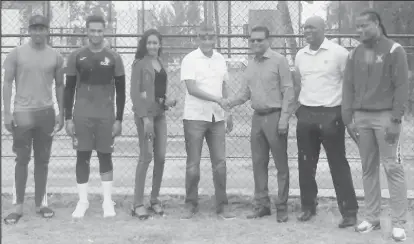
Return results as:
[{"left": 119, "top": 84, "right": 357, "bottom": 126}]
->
[{"left": 1, "top": 1, "right": 414, "bottom": 197}]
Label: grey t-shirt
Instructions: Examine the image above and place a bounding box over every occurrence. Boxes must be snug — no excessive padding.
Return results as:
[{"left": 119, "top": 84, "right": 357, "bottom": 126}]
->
[{"left": 3, "top": 43, "right": 64, "bottom": 112}]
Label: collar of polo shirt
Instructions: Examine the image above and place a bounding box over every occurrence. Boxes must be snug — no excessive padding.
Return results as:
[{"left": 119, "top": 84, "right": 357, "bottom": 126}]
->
[
  {"left": 195, "top": 47, "right": 219, "bottom": 58},
  {"left": 304, "top": 38, "right": 331, "bottom": 54}
]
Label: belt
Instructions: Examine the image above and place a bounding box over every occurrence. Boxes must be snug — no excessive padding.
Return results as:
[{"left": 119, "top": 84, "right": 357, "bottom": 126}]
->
[{"left": 254, "top": 107, "right": 281, "bottom": 116}]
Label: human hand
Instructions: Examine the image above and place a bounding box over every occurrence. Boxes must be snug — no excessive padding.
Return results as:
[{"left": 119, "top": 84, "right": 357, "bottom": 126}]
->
[
  {"left": 4, "top": 112, "right": 14, "bottom": 133},
  {"left": 143, "top": 117, "right": 154, "bottom": 140},
  {"left": 51, "top": 114, "right": 64, "bottom": 136},
  {"left": 65, "top": 119, "right": 75, "bottom": 137},
  {"left": 226, "top": 114, "right": 233, "bottom": 134},
  {"left": 218, "top": 98, "right": 231, "bottom": 111},
  {"left": 346, "top": 123, "right": 359, "bottom": 144},
  {"left": 112, "top": 120, "right": 122, "bottom": 138},
  {"left": 278, "top": 121, "right": 289, "bottom": 135},
  {"left": 165, "top": 98, "right": 177, "bottom": 109},
  {"left": 384, "top": 119, "right": 401, "bottom": 145}
]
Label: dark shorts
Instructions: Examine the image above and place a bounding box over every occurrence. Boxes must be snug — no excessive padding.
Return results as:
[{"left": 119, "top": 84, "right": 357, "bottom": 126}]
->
[
  {"left": 73, "top": 116, "right": 114, "bottom": 153},
  {"left": 12, "top": 107, "right": 55, "bottom": 163}
]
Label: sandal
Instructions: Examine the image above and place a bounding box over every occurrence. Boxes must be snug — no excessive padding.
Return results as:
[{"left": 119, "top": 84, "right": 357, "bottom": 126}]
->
[
  {"left": 4, "top": 212, "right": 23, "bottom": 225},
  {"left": 37, "top": 207, "right": 55, "bottom": 218},
  {"left": 149, "top": 203, "right": 164, "bottom": 216},
  {"left": 131, "top": 205, "right": 149, "bottom": 220}
]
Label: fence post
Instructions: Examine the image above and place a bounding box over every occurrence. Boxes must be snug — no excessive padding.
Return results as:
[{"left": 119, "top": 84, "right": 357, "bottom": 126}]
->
[
  {"left": 204, "top": 1, "right": 208, "bottom": 24},
  {"left": 369, "top": 1, "right": 374, "bottom": 8},
  {"left": 338, "top": 1, "right": 342, "bottom": 45},
  {"left": 227, "top": 1, "right": 232, "bottom": 58},
  {"left": 214, "top": 1, "right": 221, "bottom": 51},
  {"left": 141, "top": 1, "right": 145, "bottom": 33},
  {"left": 45, "top": 1, "right": 51, "bottom": 44}
]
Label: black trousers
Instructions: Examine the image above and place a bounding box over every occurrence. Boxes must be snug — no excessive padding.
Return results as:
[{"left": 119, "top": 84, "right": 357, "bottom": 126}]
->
[{"left": 296, "top": 105, "right": 358, "bottom": 217}]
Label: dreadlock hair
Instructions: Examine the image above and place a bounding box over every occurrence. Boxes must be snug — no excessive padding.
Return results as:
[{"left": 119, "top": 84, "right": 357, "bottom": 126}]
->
[{"left": 359, "top": 9, "right": 388, "bottom": 37}]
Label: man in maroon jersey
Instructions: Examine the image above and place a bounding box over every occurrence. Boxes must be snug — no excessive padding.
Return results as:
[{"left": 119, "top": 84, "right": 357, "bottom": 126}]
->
[{"left": 64, "top": 15, "right": 126, "bottom": 218}]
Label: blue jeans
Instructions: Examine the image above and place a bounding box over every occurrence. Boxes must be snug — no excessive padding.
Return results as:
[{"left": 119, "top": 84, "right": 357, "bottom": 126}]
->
[{"left": 183, "top": 119, "right": 228, "bottom": 209}]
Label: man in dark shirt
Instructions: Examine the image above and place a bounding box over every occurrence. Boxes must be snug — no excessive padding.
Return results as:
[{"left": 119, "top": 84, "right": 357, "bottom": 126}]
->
[
  {"left": 64, "top": 15, "right": 126, "bottom": 219},
  {"left": 342, "top": 10, "right": 409, "bottom": 242}
]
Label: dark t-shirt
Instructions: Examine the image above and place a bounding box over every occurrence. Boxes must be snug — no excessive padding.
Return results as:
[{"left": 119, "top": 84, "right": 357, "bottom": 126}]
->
[{"left": 66, "top": 46, "right": 125, "bottom": 118}]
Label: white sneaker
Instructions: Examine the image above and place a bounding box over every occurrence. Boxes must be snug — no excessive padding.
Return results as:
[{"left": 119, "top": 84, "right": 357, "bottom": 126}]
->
[
  {"left": 102, "top": 201, "right": 116, "bottom": 218},
  {"left": 392, "top": 228, "right": 407, "bottom": 242},
  {"left": 72, "top": 201, "right": 89, "bottom": 219},
  {"left": 355, "top": 220, "right": 381, "bottom": 233}
]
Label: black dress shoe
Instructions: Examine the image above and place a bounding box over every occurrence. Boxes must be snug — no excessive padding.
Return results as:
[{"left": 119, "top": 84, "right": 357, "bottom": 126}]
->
[
  {"left": 246, "top": 207, "right": 271, "bottom": 219},
  {"left": 338, "top": 216, "right": 357, "bottom": 228},
  {"left": 276, "top": 210, "right": 288, "bottom": 223},
  {"left": 297, "top": 209, "right": 315, "bottom": 222}
]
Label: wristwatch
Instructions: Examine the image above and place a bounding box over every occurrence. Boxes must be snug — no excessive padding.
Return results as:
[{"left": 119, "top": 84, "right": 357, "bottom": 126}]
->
[{"left": 391, "top": 118, "right": 402, "bottom": 124}]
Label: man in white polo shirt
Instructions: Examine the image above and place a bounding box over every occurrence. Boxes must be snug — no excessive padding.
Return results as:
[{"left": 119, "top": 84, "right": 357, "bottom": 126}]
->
[
  {"left": 293, "top": 16, "right": 358, "bottom": 227},
  {"left": 180, "top": 23, "right": 234, "bottom": 220}
]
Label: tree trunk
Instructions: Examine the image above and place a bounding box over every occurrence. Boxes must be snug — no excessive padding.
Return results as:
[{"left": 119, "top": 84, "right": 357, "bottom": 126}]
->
[{"left": 277, "top": 1, "right": 298, "bottom": 62}]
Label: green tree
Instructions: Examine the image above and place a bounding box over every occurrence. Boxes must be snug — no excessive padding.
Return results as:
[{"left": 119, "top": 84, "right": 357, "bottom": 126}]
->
[{"left": 153, "top": 1, "right": 202, "bottom": 63}]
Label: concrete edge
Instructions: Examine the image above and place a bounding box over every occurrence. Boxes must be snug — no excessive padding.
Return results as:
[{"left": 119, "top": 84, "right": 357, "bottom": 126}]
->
[{"left": 2, "top": 187, "right": 414, "bottom": 200}]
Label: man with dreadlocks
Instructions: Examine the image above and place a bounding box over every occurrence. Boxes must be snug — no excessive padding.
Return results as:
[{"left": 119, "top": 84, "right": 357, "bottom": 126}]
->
[{"left": 342, "top": 10, "right": 409, "bottom": 242}]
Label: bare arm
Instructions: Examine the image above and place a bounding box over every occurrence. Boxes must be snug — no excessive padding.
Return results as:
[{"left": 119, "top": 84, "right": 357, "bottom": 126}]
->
[
  {"left": 55, "top": 54, "right": 65, "bottom": 118},
  {"left": 185, "top": 80, "right": 221, "bottom": 103},
  {"left": 2, "top": 49, "right": 17, "bottom": 116},
  {"left": 3, "top": 69, "right": 14, "bottom": 116},
  {"left": 228, "top": 82, "right": 250, "bottom": 108}
]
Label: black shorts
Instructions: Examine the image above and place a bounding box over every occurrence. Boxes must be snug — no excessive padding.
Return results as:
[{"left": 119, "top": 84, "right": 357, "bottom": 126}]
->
[{"left": 73, "top": 116, "right": 114, "bottom": 153}]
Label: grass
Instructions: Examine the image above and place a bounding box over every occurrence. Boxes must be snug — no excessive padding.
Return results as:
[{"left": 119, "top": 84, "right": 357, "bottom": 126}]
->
[{"left": 2, "top": 194, "right": 413, "bottom": 244}]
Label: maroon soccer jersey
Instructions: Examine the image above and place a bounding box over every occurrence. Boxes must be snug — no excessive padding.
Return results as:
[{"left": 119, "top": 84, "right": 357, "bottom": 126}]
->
[{"left": 66, "top": 46, "right": 125, "bottom": 118}]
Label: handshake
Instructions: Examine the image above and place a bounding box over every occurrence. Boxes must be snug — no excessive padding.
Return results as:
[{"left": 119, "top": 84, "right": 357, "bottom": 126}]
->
[{"left": 217, "top": 98, "right": 232, "bottom": 112}]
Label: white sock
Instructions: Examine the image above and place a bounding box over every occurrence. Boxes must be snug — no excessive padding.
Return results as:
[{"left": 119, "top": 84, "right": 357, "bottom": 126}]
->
[
  {"left": 77, "top": 183, "right": 89, "bottom": 203},
  {"left": 101, "top": 181, "right": 112, "bottom": 203},
  {"left": 72, "top": 183, "right": 89, "bottom": 218}
]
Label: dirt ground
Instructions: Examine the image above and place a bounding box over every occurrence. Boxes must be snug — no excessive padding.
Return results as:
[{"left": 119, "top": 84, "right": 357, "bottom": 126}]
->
[{"left": 2, "top": 194, "right": 413, "bottom": 244}]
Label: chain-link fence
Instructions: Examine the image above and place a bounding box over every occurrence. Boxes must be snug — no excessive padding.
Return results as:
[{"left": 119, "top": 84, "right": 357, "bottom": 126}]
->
[{"left": 1, "top": 1, "right": 414, "bottom": 198}]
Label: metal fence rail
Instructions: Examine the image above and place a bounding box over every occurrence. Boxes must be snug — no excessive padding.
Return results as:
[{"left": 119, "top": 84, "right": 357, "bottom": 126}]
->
[{"left": 1, "top": 1, "right": 414, "bottom": 198}]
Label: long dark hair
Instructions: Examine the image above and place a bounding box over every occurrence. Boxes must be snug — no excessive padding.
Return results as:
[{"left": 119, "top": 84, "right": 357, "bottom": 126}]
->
[
  {"left": 135, "top": 29, "right": 162, "bottom": 60},
  {"left": 359, "top": 9, "right": 388, "bottom": 37}
]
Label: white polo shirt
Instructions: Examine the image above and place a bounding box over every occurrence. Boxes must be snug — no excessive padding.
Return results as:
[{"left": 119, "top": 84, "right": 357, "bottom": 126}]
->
[
  {"left": 295, "top": 38, "right": 349, "bottom": 107},
  {"left": 180, "top": 48, "right": 229, "bottom": 122}
]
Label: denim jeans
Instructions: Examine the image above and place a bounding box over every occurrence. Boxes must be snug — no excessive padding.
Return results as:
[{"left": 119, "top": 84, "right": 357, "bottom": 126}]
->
[
  {"left": 183, "top": 119, "right": 228, "bottom": 209},
  {"left": 133, "top": 113, "right": 167, "bottom": 207}
]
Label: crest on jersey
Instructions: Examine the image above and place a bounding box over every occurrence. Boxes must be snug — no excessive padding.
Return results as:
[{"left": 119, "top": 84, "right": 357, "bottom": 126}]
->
[
  {"left": 100, "top": 57, "right": 111, "bottom": 66},
  {"left": 375, "top": 54, "right": 384, "bottom": 63}
]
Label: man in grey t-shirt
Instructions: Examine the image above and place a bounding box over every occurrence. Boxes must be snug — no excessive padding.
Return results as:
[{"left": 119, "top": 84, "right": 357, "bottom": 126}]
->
[{"left": 2, "top": 15, "right": 65, "bottom": 225}]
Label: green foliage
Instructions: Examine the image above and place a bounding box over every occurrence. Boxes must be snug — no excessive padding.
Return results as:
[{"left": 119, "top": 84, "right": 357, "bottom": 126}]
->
[
  {"left": 68, "top": 1, "right": 116, "bottom": 45},
  {"left": 153, "top": 1, "right": 203, "bottom": 63}
]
